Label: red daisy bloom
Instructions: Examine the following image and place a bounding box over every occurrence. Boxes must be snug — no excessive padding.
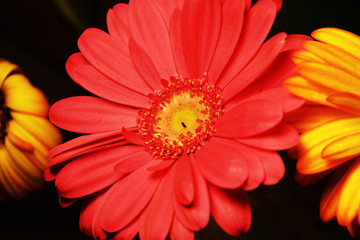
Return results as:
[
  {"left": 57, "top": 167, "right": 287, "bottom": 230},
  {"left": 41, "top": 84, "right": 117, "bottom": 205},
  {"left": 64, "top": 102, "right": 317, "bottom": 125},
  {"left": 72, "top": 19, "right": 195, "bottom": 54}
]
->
[{"left": 46, "top": 0, "right": 307, "bottom": 239}]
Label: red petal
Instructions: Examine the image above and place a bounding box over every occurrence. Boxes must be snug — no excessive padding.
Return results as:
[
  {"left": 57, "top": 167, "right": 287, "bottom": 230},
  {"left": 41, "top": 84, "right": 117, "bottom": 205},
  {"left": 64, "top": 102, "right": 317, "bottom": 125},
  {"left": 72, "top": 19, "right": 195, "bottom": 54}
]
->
[
  {"left": 169, "top": 9, "right": 189, "bottom": 76},
  {"left": 174, "top": 154, "right": 210, "bottom": 231},
  {"left": 128, "top": 0, "right": 176, "bottom": 78},
  {"left": 146, "top": 160, "right": 175, "bottom": 171},
  {"left": 234, "top": 142, "right": 265, "bottom": 190},
  {"left": 215, "top": 99, "right": 283, "bottom": 138},
  {"left": 170, "top": 216, "right": 195, "bottom": 240},
  {"left": 128, "top": 38, "right": 162, "bottom": 90},
  {"left": 139, "top": 164, "right": 175, "bottom": 240},
  {"left": 221, "top": 32, "right": 287, "bottom": 102},
  {"left": 113, "top": 149, "right": 153, "bottom": 176},
  {"left": 281, "top": 34, "right": 311, "bottom": 52},
  {"left": 249, "top": 147, "right": 285, "bottom": 185},
  {"left": 153, "top": 0, "right": 183, "bottom": 28},
  {"left": 174, "top": 154, "right": 194, "bottom": 205},
  {"left": 195, "top": 137, "right": 248, "bottom": 189},
  {"left": 55, "top": 145, "right": 147, "bottom": 198},
  {"left": 48, "top": 130, "right": 126, "bottom": 166},
  {"left": 208, "top": 0, "right": 245, "bottom": 85},
  {"left": 216, "top": 0, "right": 277, "bottom": 88},
  {"left": 80, "top": 188, "right": 111, "bottom": 239},
  {"left": 111, "top": 217, "right": 139, "bottom": 240},
  {"left": 66, "top": 53, "right": 149, "bottom": 108},
  {"left": 78, "top": 28, "right": 152, "bottom": 94},
  {"left": 239, "top": 123, "right": 299, "bottom": 150},
  {"left": 49, "top": 96, "right": 138, "bottom": 134},
  {"left": 59, "top": 196, "right": 78, "bottom": 208},
  {"left": 101, "top": 160, "right": 166, "bottom": 232},
  {"left": 107, "top": 3, "right": 130, "bottom": 45},
  {"left": 208, "top": 184, "right": 251, "bottom": 236},
  {"left": 122, "top": 127, "right": 144, "bottom": 145},
  {"left": 181, "top": 0, "right": 221, "bottom": 78},
  {"left": 249, "top": 50, "right": 299, "bottom": 90}
]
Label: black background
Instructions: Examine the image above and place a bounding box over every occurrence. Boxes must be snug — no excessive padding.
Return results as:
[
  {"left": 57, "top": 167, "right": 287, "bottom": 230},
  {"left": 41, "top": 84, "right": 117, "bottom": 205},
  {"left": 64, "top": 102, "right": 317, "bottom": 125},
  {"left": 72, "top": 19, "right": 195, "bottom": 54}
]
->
[{"left": 0, "top": 0, "right": 359, "bottom": 239}]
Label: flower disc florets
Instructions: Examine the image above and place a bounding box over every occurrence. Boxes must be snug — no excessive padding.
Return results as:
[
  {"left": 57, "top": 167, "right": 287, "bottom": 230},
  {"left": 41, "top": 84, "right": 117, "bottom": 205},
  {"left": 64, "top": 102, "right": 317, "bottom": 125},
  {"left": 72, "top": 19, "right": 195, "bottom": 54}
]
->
[{"left": 138, "top": 75, "right": 223, "bottom": 159}]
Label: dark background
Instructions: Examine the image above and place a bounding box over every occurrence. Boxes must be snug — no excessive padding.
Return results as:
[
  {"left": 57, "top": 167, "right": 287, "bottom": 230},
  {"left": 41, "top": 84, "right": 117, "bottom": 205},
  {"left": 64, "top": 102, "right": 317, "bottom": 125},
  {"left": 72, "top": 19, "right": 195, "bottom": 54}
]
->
[{"left": 0, "top": 0, "right": 359, "bottom": 239}]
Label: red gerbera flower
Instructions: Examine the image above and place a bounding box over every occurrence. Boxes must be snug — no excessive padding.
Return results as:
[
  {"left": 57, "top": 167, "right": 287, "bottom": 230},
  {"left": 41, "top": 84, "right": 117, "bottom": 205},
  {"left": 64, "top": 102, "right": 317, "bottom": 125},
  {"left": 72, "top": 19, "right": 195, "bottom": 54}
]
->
[{"left": 45, "top": 0, "right": 307, "bottom": 239}]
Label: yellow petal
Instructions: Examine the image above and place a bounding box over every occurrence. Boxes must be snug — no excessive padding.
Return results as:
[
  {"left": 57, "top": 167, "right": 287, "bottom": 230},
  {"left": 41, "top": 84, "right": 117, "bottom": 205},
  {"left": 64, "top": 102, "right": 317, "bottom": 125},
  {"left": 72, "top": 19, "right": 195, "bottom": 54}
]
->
[
  {"left": 4, "top": 138, "right": 43, "bottom": 179},
  {"left": 337, "top": 159, "right": 360, "bottom": 226},
  {"left": 7, "top": 120, "right": 49, "bottom": 170},
  {"left": 297, "top": 62, "right": 360, "bottom": 97},
  {"left": 11, "top": 112, "right": 62, "bottom": 149},
  {"left": 303, "top": 40, "right": 360, "bottom": 79},
  {"left": 312, "top": 28, "right": 360, "bottom": 60},
  {"left": 296, "top": 118, "right": 360, "bottom": 174},
  {"left": 327, "top": 92, "right": 360, "bottom": 115},
  {"left": 0, "top": 60, "right": 19, "bottom": 86},
  {"left": 284, "top": 75, "right": 333, "bottom": 106},
  {"left": 322, "top": 131, "right": 360, "bottom": 161},
  {"left": 2, "top": 74, "right": 49, "bottom": 116}
]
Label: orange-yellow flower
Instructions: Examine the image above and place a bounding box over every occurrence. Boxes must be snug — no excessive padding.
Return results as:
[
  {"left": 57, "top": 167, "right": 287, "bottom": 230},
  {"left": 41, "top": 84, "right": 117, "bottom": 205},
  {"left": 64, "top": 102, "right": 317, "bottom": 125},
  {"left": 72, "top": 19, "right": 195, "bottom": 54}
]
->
[
  {"left": 285, "top": 28, "right": 360, "bottom": 237},
  {"left": 0, "top": 59, "right": 62, "bottom": 200}
]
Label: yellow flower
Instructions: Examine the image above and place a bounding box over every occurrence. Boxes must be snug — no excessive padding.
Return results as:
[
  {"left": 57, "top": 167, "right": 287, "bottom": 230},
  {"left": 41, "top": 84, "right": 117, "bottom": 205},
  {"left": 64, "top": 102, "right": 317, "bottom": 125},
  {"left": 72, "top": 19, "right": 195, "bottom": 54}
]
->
[
  {"left": 0, "top": 59, "right": 62, "bottom": 200},
  {"left": 285, "top": 28, "right": 360, "bottom": 237}
]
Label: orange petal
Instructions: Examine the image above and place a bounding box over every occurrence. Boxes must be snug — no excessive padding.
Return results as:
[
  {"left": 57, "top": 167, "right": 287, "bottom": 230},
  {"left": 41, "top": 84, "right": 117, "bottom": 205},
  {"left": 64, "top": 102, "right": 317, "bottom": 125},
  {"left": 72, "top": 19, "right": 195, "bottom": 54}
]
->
[
  {"left": 297, "top": 62, "right": 360, "bottom": 97},
  {"left": 327, "top": 92, "right": 360, "bottom": 115},
  {"left": 303, "top": 40, "right": 360, "bottom": 79},
  {"left": 337, "top": 159, "right": 360, "bottom": 226},
  {"left": 322, "top": 131, "right": 360, "bottom": 161},
  {"left": 284, "top": 75, "right": 333, "bottom": 106},
  {"left": 0, "top": 60, "right": 19, "bottom": 85},
  {"left": 291, "top": 49, "right": 324, "bottom": 64}
]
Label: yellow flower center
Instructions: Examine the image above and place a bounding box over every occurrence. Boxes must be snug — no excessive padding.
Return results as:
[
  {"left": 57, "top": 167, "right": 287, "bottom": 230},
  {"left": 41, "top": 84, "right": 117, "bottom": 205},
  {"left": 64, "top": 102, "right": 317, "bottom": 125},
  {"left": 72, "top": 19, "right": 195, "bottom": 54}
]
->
[{"left": 139, "top": 76, "right": 223, "bottom": 159}]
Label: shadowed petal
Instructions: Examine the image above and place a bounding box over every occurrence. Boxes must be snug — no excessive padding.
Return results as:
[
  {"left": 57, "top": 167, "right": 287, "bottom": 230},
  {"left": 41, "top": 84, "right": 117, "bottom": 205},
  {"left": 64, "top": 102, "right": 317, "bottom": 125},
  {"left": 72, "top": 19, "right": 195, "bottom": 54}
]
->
[
  {"left": 80, "top": 189, "right": 110, "bottom": 240},
  {"left": 234, "top": 142, "right": 265, "bottom": 190},
  {"left": 248, "top": 146, "right": 285, "bottom": 185},
  {"left": 174, "top": 154, "right": 210, "bottom": 231},
  {"left": 49, "top": 96, "right": 138, "bottom": 134},
  {"left": 208, "top": 184, "right": 251, "bottom": 236}
]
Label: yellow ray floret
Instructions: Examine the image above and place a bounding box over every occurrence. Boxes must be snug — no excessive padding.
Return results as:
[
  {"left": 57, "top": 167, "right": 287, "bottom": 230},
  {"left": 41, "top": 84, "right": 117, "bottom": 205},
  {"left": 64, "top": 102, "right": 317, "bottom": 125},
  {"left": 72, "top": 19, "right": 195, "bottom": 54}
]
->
[
  {"left": 312, "top": 28, "right": 360, "bottom": 60},
  {"left": 0, "top": 59, "right": 62, "bottom": 200}
]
